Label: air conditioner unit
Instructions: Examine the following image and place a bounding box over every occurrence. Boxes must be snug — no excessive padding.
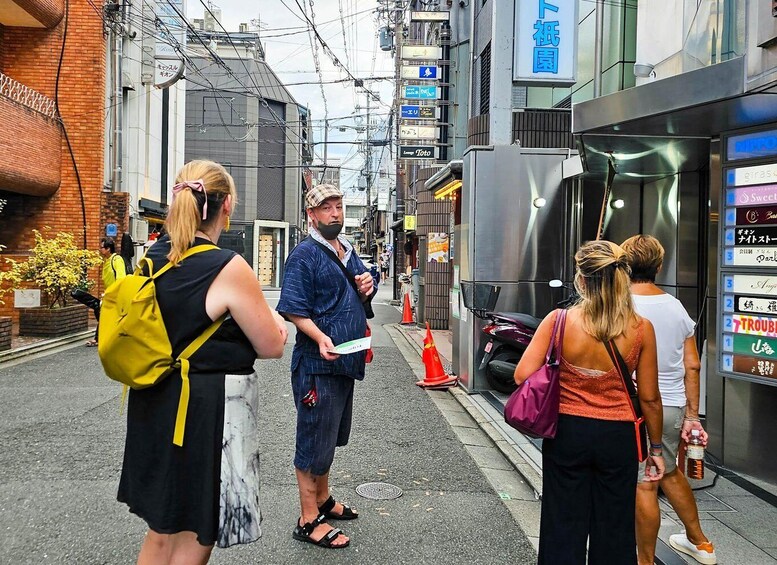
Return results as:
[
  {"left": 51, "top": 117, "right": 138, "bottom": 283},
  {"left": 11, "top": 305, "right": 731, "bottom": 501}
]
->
[{"left": 129, "top": 217, "right": 149, "bottom": 243}]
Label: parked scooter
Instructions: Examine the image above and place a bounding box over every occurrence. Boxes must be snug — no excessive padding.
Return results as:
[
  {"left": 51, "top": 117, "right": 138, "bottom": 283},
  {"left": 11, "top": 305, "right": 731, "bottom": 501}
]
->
[{"left": 476, "top": 280, "right": 577, "bottom": 394}]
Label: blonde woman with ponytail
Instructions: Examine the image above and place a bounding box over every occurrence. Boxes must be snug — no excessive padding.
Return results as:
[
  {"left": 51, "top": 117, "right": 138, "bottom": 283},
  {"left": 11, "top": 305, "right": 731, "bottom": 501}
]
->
[
  {"left": 117, "top": 160, "right": 288, "bottom": 565},
  {"left": 514, "top": 240, "right": 663, "bottom": 565}
]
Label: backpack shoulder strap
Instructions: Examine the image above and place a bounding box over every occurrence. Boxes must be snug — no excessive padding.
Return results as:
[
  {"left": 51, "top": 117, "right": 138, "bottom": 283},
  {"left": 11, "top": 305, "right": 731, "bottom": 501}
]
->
[
  {"left": 171, "top": 313, "right": 226, "bottom": 446},
  {"left": 150, "top": 244, "right": 219, "bottom": 280}
]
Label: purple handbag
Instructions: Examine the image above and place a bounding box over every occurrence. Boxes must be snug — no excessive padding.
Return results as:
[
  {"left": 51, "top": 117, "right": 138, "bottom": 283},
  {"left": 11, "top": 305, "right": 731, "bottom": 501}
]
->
[{"left": 504, "top": 309, "right": 567, "bottom": 439}]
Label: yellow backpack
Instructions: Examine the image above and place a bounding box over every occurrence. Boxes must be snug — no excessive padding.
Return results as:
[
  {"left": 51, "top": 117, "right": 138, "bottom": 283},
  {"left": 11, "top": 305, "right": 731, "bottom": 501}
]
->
[{"left": 98, "top": 244, "right": 225, "bottom": 447}]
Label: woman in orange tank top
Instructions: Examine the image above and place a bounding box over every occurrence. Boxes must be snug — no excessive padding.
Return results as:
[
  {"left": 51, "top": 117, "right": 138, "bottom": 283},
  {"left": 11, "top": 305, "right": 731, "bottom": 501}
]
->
[{"left": 514, "top": 240, "right": 664, "bottom": 565}]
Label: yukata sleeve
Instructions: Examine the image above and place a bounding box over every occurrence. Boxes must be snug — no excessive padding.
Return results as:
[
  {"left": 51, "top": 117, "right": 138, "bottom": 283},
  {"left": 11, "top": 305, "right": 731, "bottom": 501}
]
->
[{"left": 277, "top": 250, "right": 314, "bottom": 319}]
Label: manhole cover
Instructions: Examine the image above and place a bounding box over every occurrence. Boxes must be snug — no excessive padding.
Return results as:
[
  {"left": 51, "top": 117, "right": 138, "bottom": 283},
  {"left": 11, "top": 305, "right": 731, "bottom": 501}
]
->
[{"left": 355, "top": 482, "right": 403, "bottom": 500}]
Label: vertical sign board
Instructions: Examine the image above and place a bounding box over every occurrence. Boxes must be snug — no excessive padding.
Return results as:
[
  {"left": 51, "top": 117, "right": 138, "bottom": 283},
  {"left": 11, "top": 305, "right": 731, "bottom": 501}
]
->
[
  {"left": 402, "top": 85, "right": 438, "bottom": 100},
  {"left": 400, "top": 125, "right": 437, "bottom": 139},
  {"left": 514, "top": 0, "right": 578, "bottom": 86},
  {"left": 400, "top": 105, "right": 437, "bottom": 120},
  {"left": 143, "top": 0, "right": 186, "bottom": 88},
  {"left": 401, "top": 45, "right": 443, "bottom": 61},
  {"left": 719, "top": 143, "right": 777, "bottom": 385},
  {"left": 401, "top": 66, "right": 439, "bottom": 80},
  {"left": 398, "top": 146, "right": 438, "bottom": 160}
]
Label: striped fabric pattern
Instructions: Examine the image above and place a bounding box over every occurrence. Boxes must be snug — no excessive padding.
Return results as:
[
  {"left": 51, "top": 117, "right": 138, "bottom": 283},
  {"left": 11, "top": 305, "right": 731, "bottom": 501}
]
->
[{"left": 277, "top": 238, "right": 371, "bottom": 380}]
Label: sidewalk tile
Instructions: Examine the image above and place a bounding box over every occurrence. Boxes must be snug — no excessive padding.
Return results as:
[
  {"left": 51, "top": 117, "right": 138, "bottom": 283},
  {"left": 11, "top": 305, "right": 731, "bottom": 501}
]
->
[
  {"left": 451, "top": 425, "right": 494, "bottom": 448},
  {"left": 482, "top": 468, "right": 536, "bottom": 502},
  {"left": 502, "top": 499, "right": 541, "bottom": 537},
  {"left": 464, "top": 445, "right": 514, "bottom": 471}
]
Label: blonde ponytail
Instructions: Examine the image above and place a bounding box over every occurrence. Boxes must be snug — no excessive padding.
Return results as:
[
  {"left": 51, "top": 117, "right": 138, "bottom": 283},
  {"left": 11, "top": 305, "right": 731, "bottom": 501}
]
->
[
  {"left": 165, "top": 160, "right": 238, "bottom": 265},
  {"left": 166, "top": 189, "right": 201, "bottom": 264},
  {"left": 573, "top": 240, "right": 636, "bottom": 342}
]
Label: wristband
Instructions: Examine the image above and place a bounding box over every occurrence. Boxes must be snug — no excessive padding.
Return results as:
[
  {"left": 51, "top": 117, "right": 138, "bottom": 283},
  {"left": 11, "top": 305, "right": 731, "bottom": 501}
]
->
[
  {"left": 684, "top": 417, "right": 700, "bottom": 422},
  {"left": 649, "top": 450, "right": 663, "bottom": 457},
  {"left": 650, "top": 442, "right": 663, "bottom": 449}
]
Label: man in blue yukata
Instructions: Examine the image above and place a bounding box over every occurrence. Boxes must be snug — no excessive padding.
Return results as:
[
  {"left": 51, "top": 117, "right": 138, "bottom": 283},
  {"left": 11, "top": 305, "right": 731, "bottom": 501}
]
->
[{"left": 277, "top": 183, "right": 375, "bottom": 549}]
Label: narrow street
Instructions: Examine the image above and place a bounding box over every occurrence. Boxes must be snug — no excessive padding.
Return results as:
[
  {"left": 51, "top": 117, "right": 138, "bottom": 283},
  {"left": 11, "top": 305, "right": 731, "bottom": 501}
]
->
[{"left": 0, "top": 282, "right": 536, "bottom": 564}]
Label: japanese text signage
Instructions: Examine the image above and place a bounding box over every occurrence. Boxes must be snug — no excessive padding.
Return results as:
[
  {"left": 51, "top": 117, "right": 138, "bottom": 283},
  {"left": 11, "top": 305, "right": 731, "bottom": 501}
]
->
[
  {"left": 719, "top": 142, "right": 777, "bottom": 385},
  {"left": 400, "top": 105, "right": 436, "bottom": 120},
  {"left": 514, "top": 0, "right": 577, "bottom": 85},
  {"left": 400, "top": 66, "right": 438, "bottom": 80},
  {"left": 402, "top": 85, "right": 438, "bottom": 100}
]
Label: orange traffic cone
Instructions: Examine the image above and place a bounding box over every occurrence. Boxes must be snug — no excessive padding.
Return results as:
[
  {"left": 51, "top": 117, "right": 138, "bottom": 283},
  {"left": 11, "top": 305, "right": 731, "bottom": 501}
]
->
[
  {"left": 401, "top": 289, "right": 414, "bottom": 325},
  {"left": 416, "top": 323, "right": 457, "bottom": 388}
]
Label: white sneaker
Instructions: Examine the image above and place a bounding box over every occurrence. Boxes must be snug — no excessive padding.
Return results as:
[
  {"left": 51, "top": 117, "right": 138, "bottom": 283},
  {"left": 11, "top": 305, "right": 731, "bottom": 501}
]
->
[{"left": 669, "top": 532, "right": 717, "bottom": 564}]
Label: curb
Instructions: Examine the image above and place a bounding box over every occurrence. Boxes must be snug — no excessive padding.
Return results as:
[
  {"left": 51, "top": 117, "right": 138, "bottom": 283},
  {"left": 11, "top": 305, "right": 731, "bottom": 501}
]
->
[
  {"left": 0, "top": 330, "right": 94, "bottom": 367},
  {"left": 389, "top": 323, "right": 543, "bottom": 498}
]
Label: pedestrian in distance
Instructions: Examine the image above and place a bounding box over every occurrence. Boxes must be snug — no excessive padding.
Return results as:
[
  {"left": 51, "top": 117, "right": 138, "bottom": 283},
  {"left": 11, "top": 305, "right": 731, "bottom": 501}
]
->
[
  {"left": 71, "top": 237, "right": 127, "bottom": 347},
  {"left": 621, "top": 235, "right": 717, "bottom": 565},
  {"left": 277, "top": 183, "right": 376, "bottom": 549},
  {"left": 116, "top": 159, "right": 288, "bottom": 565},
  {"left": 514, "top": 240, "right": 665, "bottom": 565}
]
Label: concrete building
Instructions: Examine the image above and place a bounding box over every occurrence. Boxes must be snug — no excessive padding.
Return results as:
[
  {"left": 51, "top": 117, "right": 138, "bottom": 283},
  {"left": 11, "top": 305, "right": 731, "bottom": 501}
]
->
[
  {"left": 185, "top": 14, "right": 312, "bottom": 288},
  {"left": 399, "top": 0, "right": 777, "bottom": 495},
  {"left": 117, "top": 0, "right": 187, "bottom": 256},
  {"left": 309, "top": 162, "right": 341, "bottom": 188}
]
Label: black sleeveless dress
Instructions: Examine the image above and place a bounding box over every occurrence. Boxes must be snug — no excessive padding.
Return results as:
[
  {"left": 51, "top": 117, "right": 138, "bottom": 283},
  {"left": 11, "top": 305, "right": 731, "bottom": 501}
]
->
[{"left": 117, "top": 236, "right": 262, "bottom": 548}]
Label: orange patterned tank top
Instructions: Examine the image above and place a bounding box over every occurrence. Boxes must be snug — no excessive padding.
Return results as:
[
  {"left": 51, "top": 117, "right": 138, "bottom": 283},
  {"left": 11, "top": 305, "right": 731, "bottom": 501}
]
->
[{"left": 557, "top": 319, "right": 644, "bottom": 422}]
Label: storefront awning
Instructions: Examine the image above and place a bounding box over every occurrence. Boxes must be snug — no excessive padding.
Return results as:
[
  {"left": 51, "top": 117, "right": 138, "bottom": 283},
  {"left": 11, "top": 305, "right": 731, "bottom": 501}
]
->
[
  {"left": 424, "top": 160, "right": 463, "bottom": 194},
  {"left": 572, "top": 57, "right": 777, "bottom": 181}
]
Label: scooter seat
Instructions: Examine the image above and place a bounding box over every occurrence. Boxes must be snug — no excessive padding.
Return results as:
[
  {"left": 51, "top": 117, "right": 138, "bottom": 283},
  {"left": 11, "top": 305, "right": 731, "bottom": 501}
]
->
[{"left": 490, "top": 312, "right": 542, "bottom": 329}]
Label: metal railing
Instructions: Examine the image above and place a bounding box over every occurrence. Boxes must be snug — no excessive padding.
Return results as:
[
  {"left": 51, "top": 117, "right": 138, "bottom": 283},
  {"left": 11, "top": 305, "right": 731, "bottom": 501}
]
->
[{"left": 0, "top": 72, "right": 58, "bottom": 120}]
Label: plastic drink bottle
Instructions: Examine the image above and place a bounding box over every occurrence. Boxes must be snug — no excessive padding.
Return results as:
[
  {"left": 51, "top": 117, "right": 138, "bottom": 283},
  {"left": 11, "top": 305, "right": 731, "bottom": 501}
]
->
[{"left": 686, "top": 429, "right": 705, "bottom": 480}]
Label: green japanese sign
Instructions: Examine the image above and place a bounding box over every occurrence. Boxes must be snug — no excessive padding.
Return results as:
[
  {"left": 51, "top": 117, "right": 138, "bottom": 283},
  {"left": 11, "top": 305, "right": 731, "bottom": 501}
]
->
[{"left": 732, "top": 334, "right": 777, "bottom": 360}]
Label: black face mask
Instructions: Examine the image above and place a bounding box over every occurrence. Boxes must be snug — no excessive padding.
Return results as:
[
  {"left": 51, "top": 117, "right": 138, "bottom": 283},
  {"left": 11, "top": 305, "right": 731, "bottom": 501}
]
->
[{"left": 317, "top": 222, "right": 343, "bottom": 240}]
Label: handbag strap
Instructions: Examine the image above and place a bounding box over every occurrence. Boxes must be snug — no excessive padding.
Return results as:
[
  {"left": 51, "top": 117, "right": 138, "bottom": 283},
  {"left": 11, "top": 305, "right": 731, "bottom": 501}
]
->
[
  {"left": 605, "top": 339, "right": 642, "bottom": 420},
  {"left": 546, "top": 309, "right": 567, "bottom": 364},
  {"left": 309, "top": 237, "right": 360, "bottom": 292}
]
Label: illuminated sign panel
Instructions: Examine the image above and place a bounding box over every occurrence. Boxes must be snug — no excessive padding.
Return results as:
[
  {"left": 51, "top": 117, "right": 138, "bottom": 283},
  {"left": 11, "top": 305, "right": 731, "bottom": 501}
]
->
[
  {"left": 727, "top": 129, "right": 777, "bottom": 161},
  {"left": 514, "top": 0, "right": 577, "bottom": 85},
  {"left": 726, "top": 164, "right": 777, "bottom": 187}
]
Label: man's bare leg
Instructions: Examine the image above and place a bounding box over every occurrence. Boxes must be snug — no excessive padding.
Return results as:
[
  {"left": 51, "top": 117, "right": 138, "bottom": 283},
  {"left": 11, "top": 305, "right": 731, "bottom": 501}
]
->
[
  {"left": 661, "top": 469, "right": 709, "bottom": 545},
  {"left": 295, "top": 468, "right": 349, "bottom": 546}
]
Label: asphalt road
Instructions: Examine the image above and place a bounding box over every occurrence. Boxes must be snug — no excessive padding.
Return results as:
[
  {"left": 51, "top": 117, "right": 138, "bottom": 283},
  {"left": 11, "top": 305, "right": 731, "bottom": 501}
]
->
[{"left": 0, "top": 290, "right": 535, "bottom": 564}]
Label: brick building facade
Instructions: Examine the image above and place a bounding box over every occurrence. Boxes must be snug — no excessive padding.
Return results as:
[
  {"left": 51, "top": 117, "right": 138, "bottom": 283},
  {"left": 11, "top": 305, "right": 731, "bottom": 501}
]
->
[{"left": 0, "top": 0, "right": 110, "bottom": 321}]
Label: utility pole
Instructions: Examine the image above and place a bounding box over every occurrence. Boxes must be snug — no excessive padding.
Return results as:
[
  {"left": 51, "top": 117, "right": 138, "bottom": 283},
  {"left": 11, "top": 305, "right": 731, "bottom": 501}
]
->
[
  {"left": 365, "top": 91, "right": 373, "bottom": 258},
  {"left": 392, "top": 0, "right": 404, "bottom": 300},
  {"left": 323, "top": 118, "right": 329, "bottom": 168}
]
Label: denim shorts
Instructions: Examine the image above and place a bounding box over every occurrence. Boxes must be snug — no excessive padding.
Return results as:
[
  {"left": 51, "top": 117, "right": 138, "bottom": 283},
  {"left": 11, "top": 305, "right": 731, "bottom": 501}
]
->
[{"left": 291, "top": 367, "right": 355, "bottom": 476}]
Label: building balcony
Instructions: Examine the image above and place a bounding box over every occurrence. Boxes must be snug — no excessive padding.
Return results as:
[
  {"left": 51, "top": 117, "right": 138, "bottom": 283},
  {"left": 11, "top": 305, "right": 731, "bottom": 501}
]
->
[
  {"left": 0, "top": 0, "right": 64, "bottom": 28},
  {"left": 0, "top": 72, "right": 61, "bottom": 197}
]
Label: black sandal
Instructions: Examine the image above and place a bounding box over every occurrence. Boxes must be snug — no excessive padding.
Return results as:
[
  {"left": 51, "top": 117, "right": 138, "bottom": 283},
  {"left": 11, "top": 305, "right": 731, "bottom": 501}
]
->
[
  {"left": 318, "top": 495, "right": 359, "bottom": 520},
  {"left": 292, "top": 514, "right": 350, "bottom": 549}
]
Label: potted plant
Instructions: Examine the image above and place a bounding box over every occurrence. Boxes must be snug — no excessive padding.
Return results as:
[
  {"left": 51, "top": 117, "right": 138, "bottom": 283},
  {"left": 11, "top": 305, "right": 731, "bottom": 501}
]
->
[{"left": 0, "top": 230, "right": 101, "bottom": 337}]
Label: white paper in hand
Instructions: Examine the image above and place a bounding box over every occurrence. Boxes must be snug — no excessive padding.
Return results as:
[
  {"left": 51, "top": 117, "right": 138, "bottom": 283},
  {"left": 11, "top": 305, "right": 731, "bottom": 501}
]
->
[{"left": 328, "top": 336, "right": 372, "bottom": 355}]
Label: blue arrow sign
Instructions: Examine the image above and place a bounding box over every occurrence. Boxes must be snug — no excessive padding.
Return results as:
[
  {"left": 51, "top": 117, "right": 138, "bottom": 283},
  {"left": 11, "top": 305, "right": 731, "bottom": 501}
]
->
[
  {"left": 401, "top": 105, "right": 420, "bottom": 119},
  {"left": 419, "top": 65, "right": 437, "bottom": 79}
]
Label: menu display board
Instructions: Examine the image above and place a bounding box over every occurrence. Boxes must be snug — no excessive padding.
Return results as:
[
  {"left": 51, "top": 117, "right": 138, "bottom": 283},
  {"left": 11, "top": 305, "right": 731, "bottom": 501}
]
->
[{"left": 720, "top": 147, "right": 777, "bottom": 385}]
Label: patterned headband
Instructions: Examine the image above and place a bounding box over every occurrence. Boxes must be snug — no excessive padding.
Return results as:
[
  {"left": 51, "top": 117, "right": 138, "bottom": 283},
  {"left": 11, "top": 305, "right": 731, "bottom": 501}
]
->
[{"left": 172, "top": 179, "right": 208, "bottom": 220}]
